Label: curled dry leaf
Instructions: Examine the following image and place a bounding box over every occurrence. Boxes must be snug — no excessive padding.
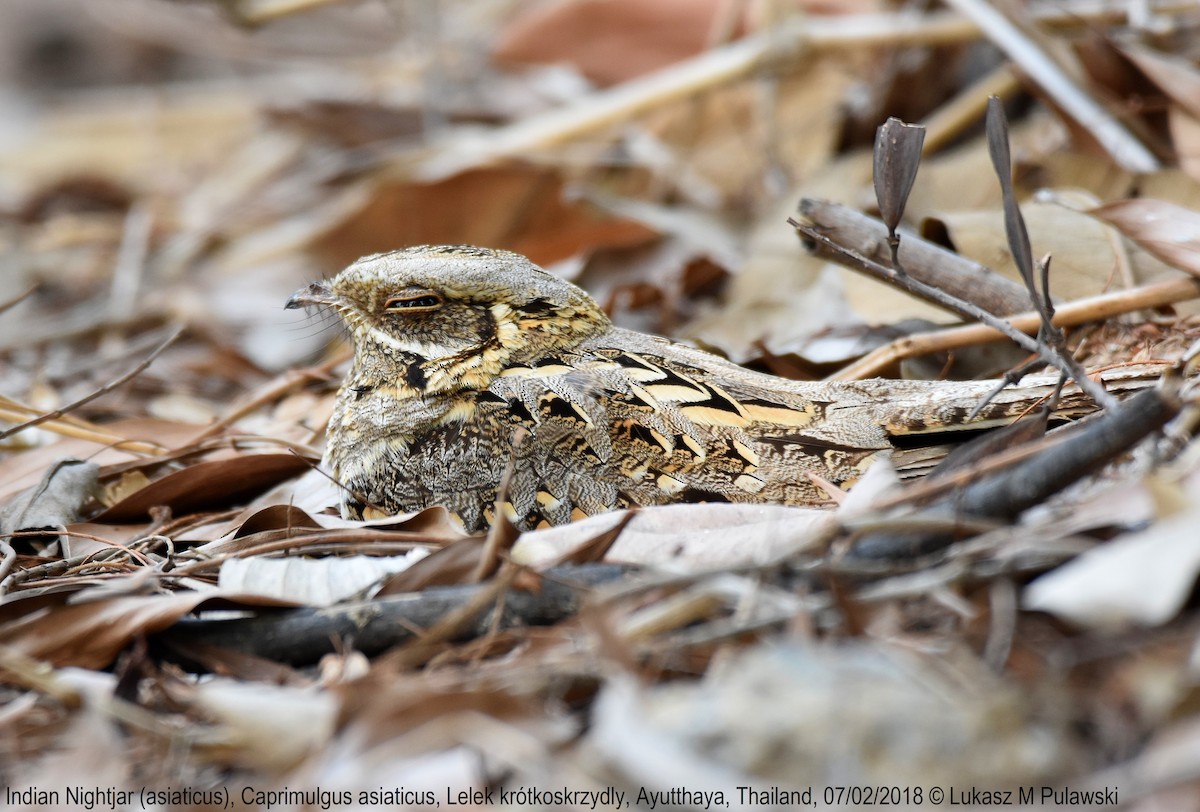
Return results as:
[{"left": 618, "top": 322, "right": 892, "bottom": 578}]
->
[
  {"left": 93, "top": 453, "right": 315, "bottom": 523},
  {"left": 1085, "top": 198, "right": 1200, "bottom": 278},
  {"left": 0, "top": 459, "right": 98, "bottom": 546}
]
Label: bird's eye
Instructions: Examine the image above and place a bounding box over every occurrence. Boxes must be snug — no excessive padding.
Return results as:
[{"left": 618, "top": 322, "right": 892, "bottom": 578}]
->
[{"left": 383, "top": 290, "right": 444, "bottom": 312}]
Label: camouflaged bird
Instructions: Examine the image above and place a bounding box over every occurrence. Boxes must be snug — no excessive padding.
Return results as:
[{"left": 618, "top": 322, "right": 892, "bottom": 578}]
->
[{"left": 287, "top": 245, "right": 1152, "bottom": 532}]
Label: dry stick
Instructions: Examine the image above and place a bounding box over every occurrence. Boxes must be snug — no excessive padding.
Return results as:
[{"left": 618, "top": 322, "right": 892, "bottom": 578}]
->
[
  {"left": 920, "top": 65, "right": 1021, "bottom": 154},
  {"left": 790, "top": 216, "right": 1119, "bottom": 407},
  {"left": 0, "top": 403, "right": 163, "bottom": 456},
  {"left": 0, "top": 285, "right": 37, "bottom": 317},
  {"left": 0, "top": 325, "right": 185, "bottom": 444},
  {"left": 410, "top": 0, "right": 1189, "bottom": 179},
  {"left": 829, "top": 276, "right": 1200, "bottom": 380},
  {"left": 159, "top": 564, "right": 630, "bottom": 666},
  {"left": 941, "top": 0, "right": 1159, "bottom": 172},
  {"left": 848, "top": 384, "right": 1180, "bottom": 560},
  {"left": 799, "top": 198, "right": 1032, "bottom": 315}
]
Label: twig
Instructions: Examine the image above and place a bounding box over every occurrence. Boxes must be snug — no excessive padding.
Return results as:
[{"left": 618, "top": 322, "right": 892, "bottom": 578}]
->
[
  {"left": 0, "top": 285, "right": 37, "bottom": 317},
  {"left": 941, "top": 0, "right": 1159, "bottom": 172},
  {"left": 920, "top": 65, "right": 1021, "bottom": 154},
  {"left": 790, "top": 215, "right": 1118, "bottom": 407},
  {"left": 847, "top": 384, "right": 1180, "bottom": 560},
  {"left": 798, "top": 198, "right": 1032, "bottom": 316},
  {"left": 157, "top": 564, "right": 631, "bottom": 666},
  {"left": 0, "top": 325, "right": 185, "bottom": 443},
  {"left": 984, "top": 96, "right": 1118, "bottom": 410},
  {"left": 0, "top": 401, "right": 166, "bottom": 456},
  {"left": 829, "top": 276, "right": 1200, "bottom": 380}
]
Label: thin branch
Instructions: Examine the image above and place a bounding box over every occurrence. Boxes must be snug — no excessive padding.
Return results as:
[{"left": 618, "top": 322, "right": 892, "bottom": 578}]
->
[
  {"left": 828, "top": 276, "right": 1200, "bottom": 380},
  {"left": 791, "top": 216, "right": 1119, "bottom": 407},
  {"left": 0, "top": 325, "right": 185, "bottom": 443},
  {"left": 799, "top": 198, "right": 1032, "bottom": 316},
  {"left": 0, "top": 401, "right": 165, "bottom": 455},
  {"left": 0, "top": 285, "right": 37, "bottom": 317}
]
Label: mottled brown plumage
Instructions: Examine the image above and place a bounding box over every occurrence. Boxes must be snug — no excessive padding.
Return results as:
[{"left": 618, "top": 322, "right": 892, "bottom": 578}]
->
[{"left": 288, "top": 245, "right": 1142, "bottom": 532}]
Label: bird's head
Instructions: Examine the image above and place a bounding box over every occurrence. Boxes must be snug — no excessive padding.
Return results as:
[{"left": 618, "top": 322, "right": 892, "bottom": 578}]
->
[{"left": 287, "top": 245, "right": 611, "bottom": 393}]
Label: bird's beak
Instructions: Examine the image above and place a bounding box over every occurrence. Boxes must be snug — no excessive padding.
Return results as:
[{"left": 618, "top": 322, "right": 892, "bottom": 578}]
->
[{"left": 286, "top": 280, "right": 337, "bottom": 310}]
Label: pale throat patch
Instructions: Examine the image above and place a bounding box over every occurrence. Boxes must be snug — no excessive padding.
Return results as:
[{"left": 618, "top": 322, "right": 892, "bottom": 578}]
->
[{"left": 360, "top": 324, "right": 463, "bottom": 360}]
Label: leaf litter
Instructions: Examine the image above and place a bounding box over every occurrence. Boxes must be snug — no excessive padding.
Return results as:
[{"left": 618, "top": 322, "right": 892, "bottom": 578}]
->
[{"left": 3, "top": 0, "right": 1200, "bottom": 806}]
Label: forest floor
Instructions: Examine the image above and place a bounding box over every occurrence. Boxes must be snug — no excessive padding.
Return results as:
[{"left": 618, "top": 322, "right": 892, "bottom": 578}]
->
[{"left": 4, "top": 0, "right": 1200, "bottom": 808}]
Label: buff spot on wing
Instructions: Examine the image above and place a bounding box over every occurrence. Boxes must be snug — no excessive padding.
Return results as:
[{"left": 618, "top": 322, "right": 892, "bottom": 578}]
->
[
  {"left": 679, "top": 404, "right": 750, "bottom": 428},
  {"left": 734, "top": 473, "right": 766, "bottom": 493},
  {"left": 656, "top": 472, "right": 687, "bottom": 494}
]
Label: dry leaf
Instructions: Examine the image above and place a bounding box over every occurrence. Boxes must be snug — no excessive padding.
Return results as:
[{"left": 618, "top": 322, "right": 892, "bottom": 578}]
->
[
  {"left": 219, "top": 550, "right": 430, "bottom": 606},
  {"left": 186, "top": 678, "right": 338, "bottom": 771},
  {"left": 493, "top": 0, "right": 746, "bottom": 87},
  {"left": 1023, "top": 505, "right": 1200, "bottom": 629},
  {"left": 927, "top": 198, "right": 1171, "bottom": 300},
  {"left": 93, "top": 453, "right": 314, "bottom": 523},
  {"left": 309, "top": 166, "right": 658, "bottom": 271},
  {"left": 1085, "top": 198, "right": 1200, "bottom": 277},
  {"left": 511, "top": 503, "right": 835, "bottom": 570},
  {"left": 0, "top": 459, "right": 98, "bottom": 546},
  {"left": 587, "top": 645, "right": 1067, "bottom": 788}
]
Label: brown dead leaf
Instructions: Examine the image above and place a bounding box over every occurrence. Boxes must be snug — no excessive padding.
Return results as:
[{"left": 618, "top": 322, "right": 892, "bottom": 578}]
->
[
  {"left": 233, "top": 504, "right": 322, "bottom": 537},
  {"left": 1085, "top": 198, "right": 1200, "bottom": 278},
  {"left": 309, "top": 166, "right": 658, "bottom": 271},
  {"left": 1118, "top": 42, "right": 1200, "bottom": 120},
  {"left": 493, "top": 0, "right": 747, "bottom": 87},
  {"left": 93, "top": 453, "right": 314, "bottom": 523},
  {"left": 375, "top": 537, "right": 488, "bottom": 595}
]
